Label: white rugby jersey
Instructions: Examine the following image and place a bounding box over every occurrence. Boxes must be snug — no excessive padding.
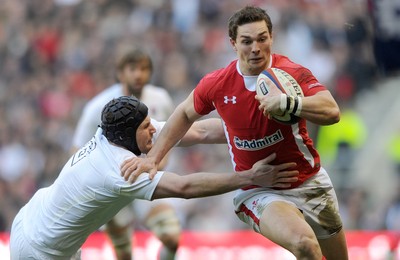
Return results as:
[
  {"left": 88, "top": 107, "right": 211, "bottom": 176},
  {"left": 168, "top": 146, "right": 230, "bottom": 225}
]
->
[
  {"left": 18, "top": 120, "right": 164, "bottom": 257},
  {"left": 72, "top": 83, "right": 174, "bottom": 148}
]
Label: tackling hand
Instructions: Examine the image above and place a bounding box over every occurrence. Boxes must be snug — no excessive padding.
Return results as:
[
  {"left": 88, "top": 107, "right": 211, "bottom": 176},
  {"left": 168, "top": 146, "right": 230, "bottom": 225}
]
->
[
  {"left": 121, "top": 157, "right": 158, "bottom": 184},
  {"left": 244, "top": 153, "right": 299, "bottom": 188}
]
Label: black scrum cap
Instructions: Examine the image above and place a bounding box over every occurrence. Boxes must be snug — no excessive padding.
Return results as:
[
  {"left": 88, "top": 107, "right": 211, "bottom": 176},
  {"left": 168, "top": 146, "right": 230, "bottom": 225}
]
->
[{"left": 100, "top": 96, "right": 148, "bottom": 155}]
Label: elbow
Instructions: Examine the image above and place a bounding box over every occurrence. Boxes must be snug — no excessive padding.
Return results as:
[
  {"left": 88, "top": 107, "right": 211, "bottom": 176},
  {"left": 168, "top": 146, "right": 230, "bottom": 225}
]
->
[
  {"left": 174, "top": 181, "right": 193, "bottom": 199},
  {"left": 323, "top": 107, "right": 340, "bottom": 125},
  {"left": 329, "top": 108, "right": 341, "bottom": 124},
  {"left": 315, "top": 107, "right": 340, "bottom": 126}
]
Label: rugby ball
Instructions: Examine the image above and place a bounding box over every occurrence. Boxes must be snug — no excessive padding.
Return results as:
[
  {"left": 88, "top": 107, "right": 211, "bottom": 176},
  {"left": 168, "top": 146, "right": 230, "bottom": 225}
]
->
[{"left": 256, "top": 68, "right": 304, "bottom": 124}]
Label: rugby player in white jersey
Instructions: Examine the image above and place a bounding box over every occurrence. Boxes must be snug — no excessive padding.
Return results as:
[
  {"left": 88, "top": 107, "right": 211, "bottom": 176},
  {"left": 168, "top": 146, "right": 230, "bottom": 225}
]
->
[
  {"left": 71, "top": 48, "right": 177, "bottom": 259},
  {"left": 10, "top": 96, "right": 299, "bottom": 259}
]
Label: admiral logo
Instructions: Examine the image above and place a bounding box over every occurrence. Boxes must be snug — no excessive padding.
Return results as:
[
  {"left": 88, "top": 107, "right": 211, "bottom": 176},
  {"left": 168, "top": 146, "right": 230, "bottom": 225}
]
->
[
  {"left": 224, "top": 96, "right": 237, "bottom": 104},
  {"left": 234, "top": 130, "right": 283, "bottom": 151}
]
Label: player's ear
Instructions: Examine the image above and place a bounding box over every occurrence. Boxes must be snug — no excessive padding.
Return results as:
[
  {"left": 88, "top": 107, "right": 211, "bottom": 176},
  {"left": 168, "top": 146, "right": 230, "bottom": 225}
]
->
[{"left": 229, "top": 38, "right": 237, "bottom": 51}]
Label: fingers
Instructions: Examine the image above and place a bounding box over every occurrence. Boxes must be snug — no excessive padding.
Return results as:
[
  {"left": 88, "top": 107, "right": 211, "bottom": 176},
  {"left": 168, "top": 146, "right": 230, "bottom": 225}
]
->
[
  {"left": 120, "top": 157, "right": 144, "bottom": 183},
  {"left": 127, "top": 167, "right": 158, "bottom": 184},
  {"left": 275, "top": 176, "right": 299, "bottom": 184},
  {"left": 259, "top": 153, "right": 277, "bottom": 164},
  {"left": 120, "top": 157, "right": 137, "bottom": 176},
  {"left": 276, "top": 169, "right": 299, "bottom": 178},
  {"left": 122, "top": 162, "right": 140, "bottom": 182},
  {"left": 270, "top": 170, "right": 299, "bottom": 188},
  {"left": 126, "top": 167, "right": 140, "bottom": 184},
  {"left": 127, "top": 168, "right": 140, "bottom": 184},
  {"left": 148, "top": 169, "right": 158, "bottom": 180},
  {"left": 255, "top": 155, "right": 297, "bottom": 172},
  {"left": 275, "top": 162, "right": 297, "bottom": 171},
  {"left": 121, "top": 157, "right": 159, "bottom": 184}
]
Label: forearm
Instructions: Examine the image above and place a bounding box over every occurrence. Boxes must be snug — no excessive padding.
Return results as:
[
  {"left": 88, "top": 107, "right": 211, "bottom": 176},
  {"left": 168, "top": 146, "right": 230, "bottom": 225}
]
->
[
  {"left": 157, "top": 151, "right": 171, "bottom": 170},
  {"left": 179, "top": 118, "right": 226, "bottom": 146},
  {"left": 297, "top": 91, "right": 340, "bottom": 125},
  {"left": 151, "top": 154, "right": 300, "bottom": 199},
  {"left": 148, "top": 104, "right": 195, "bottom": 163},
  {"left": 181, "top": 172, "right": 251, "bottom": 198},
  {"left": 154, "top": 171, "right": 251, "bottom": 200}
]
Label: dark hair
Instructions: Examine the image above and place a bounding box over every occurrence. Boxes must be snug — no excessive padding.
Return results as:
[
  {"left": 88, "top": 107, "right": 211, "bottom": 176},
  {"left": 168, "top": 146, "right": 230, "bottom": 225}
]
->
[
  {"left": 116, "top": 48, "right": 153, "bottom": 72},
  {"left": 101, "top": 96, "right": 148, "bottom": 155},
  {"left": 228, "top": 6, "right": 273, "bottom": 41}
]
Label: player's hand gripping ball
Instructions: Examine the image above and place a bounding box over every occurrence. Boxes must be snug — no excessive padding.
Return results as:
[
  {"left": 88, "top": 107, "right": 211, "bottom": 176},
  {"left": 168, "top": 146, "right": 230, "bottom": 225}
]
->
[{"left": 256, "top": 68, "right": 304, "bottom": 124}]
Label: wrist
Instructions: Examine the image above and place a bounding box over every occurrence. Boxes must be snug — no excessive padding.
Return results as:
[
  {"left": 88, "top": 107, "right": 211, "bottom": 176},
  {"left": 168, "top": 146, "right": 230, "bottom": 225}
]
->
[
  {"left": 280, "top": 94, "right": 302, "bottom": 116},
  {"left": 237, "top": 170, "right": 254, "bottom": 187}
]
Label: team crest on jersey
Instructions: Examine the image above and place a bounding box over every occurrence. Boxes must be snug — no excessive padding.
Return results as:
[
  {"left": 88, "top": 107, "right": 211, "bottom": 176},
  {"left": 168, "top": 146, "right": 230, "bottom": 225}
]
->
[
  {"left": 71, "top": 139, "right": 97, "bottom": 166},
  {"left": 234, "top": 130, "right": 283, "bottom": 151}
]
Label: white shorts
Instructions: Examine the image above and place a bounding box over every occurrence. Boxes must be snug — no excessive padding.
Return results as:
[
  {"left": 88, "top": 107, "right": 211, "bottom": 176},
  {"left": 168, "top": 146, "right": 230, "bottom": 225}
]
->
[{"left": 234, "top": 167, "right": 343, "bottom": 239}]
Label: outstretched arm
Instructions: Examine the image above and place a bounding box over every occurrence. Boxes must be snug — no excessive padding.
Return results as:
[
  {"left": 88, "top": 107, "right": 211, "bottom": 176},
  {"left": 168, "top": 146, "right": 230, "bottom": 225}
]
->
[{"left": 152, "top": 153, "right": 299, "bottom": 199}]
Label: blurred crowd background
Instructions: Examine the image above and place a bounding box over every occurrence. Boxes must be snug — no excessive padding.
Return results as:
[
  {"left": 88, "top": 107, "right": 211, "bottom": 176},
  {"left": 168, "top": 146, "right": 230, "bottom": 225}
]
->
[{"left": 1, "top": 0, "right": 400, "bottom": 234}]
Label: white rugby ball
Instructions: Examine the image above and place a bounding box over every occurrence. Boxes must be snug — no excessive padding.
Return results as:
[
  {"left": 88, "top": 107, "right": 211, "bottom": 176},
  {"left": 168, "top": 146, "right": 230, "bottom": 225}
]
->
[{"left": 256, "top": 68, "right": 304, "bottom": 124}]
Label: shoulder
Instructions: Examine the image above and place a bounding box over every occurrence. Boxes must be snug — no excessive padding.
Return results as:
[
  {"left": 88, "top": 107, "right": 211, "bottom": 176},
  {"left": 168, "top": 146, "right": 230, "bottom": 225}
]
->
[
  {"left": 195, "top": 60, "right": 240, "bottom": 100},
  {"left": 273, "top": 55, "right": 327, "bottom": 96},
  {"left": 272, "top": 54, "right": 316, "bottom": 78}
]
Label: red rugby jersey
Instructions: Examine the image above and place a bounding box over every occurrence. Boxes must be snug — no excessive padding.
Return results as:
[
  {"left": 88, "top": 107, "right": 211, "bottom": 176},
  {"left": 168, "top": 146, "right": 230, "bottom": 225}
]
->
[{"left": 193, "top": 54, "right": 327, "bottom": 189}]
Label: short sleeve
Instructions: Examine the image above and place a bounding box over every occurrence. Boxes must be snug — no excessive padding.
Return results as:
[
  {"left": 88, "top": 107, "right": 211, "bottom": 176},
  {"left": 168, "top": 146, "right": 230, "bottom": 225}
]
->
[{"left": 193, "top": 77, "right": 216, "bottom": 115}]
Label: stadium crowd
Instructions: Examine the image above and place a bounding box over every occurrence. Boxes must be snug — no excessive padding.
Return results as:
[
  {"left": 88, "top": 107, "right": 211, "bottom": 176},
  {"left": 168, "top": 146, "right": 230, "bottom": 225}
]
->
[{"left": 0, "top": 0, "right": 399, "bottom": 235}]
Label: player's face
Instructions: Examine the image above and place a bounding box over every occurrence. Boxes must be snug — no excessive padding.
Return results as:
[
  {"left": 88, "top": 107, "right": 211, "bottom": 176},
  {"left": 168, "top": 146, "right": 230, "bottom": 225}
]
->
[
  {"left": 119, "top": 60, "right": 152, "bottom": 97},
  {"left": 230, "top": 20, "right": 273, "bottom": 76},
  {"left": 136, "top": 116, "right": 156, "bottom": 154}
]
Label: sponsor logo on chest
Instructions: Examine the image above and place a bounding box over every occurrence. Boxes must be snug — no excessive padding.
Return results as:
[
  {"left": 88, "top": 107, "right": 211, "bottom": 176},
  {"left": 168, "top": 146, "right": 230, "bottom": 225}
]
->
[{"left": 234, "top": 129, "right": 283, "bottom": 151}]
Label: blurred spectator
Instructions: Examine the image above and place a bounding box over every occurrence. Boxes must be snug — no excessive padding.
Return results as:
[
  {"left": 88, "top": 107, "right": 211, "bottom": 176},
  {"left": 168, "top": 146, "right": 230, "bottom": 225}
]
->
[
  {"left": 387, "top": 130, "right": 400, "bottom": 175},
  {"left": 385, "top": 189, "right": 400, "bottom": 230},
  {"left": 316, "top": 104, "right": 367, "bottom": 189},
  {"left": 383, "top": 130, "right": 400, "bottom": 230},
  {"left": 368, "top": 0, "right": 400, "bottom": 76},
  {"left": 338, "top": 187, "right": 369, "bottom": 230}
]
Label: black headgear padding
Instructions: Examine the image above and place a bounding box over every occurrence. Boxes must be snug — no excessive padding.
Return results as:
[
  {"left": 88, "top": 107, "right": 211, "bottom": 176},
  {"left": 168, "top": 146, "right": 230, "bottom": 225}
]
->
[{"left": 101, "top": 96, "right": 148, "bottom": 155}]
